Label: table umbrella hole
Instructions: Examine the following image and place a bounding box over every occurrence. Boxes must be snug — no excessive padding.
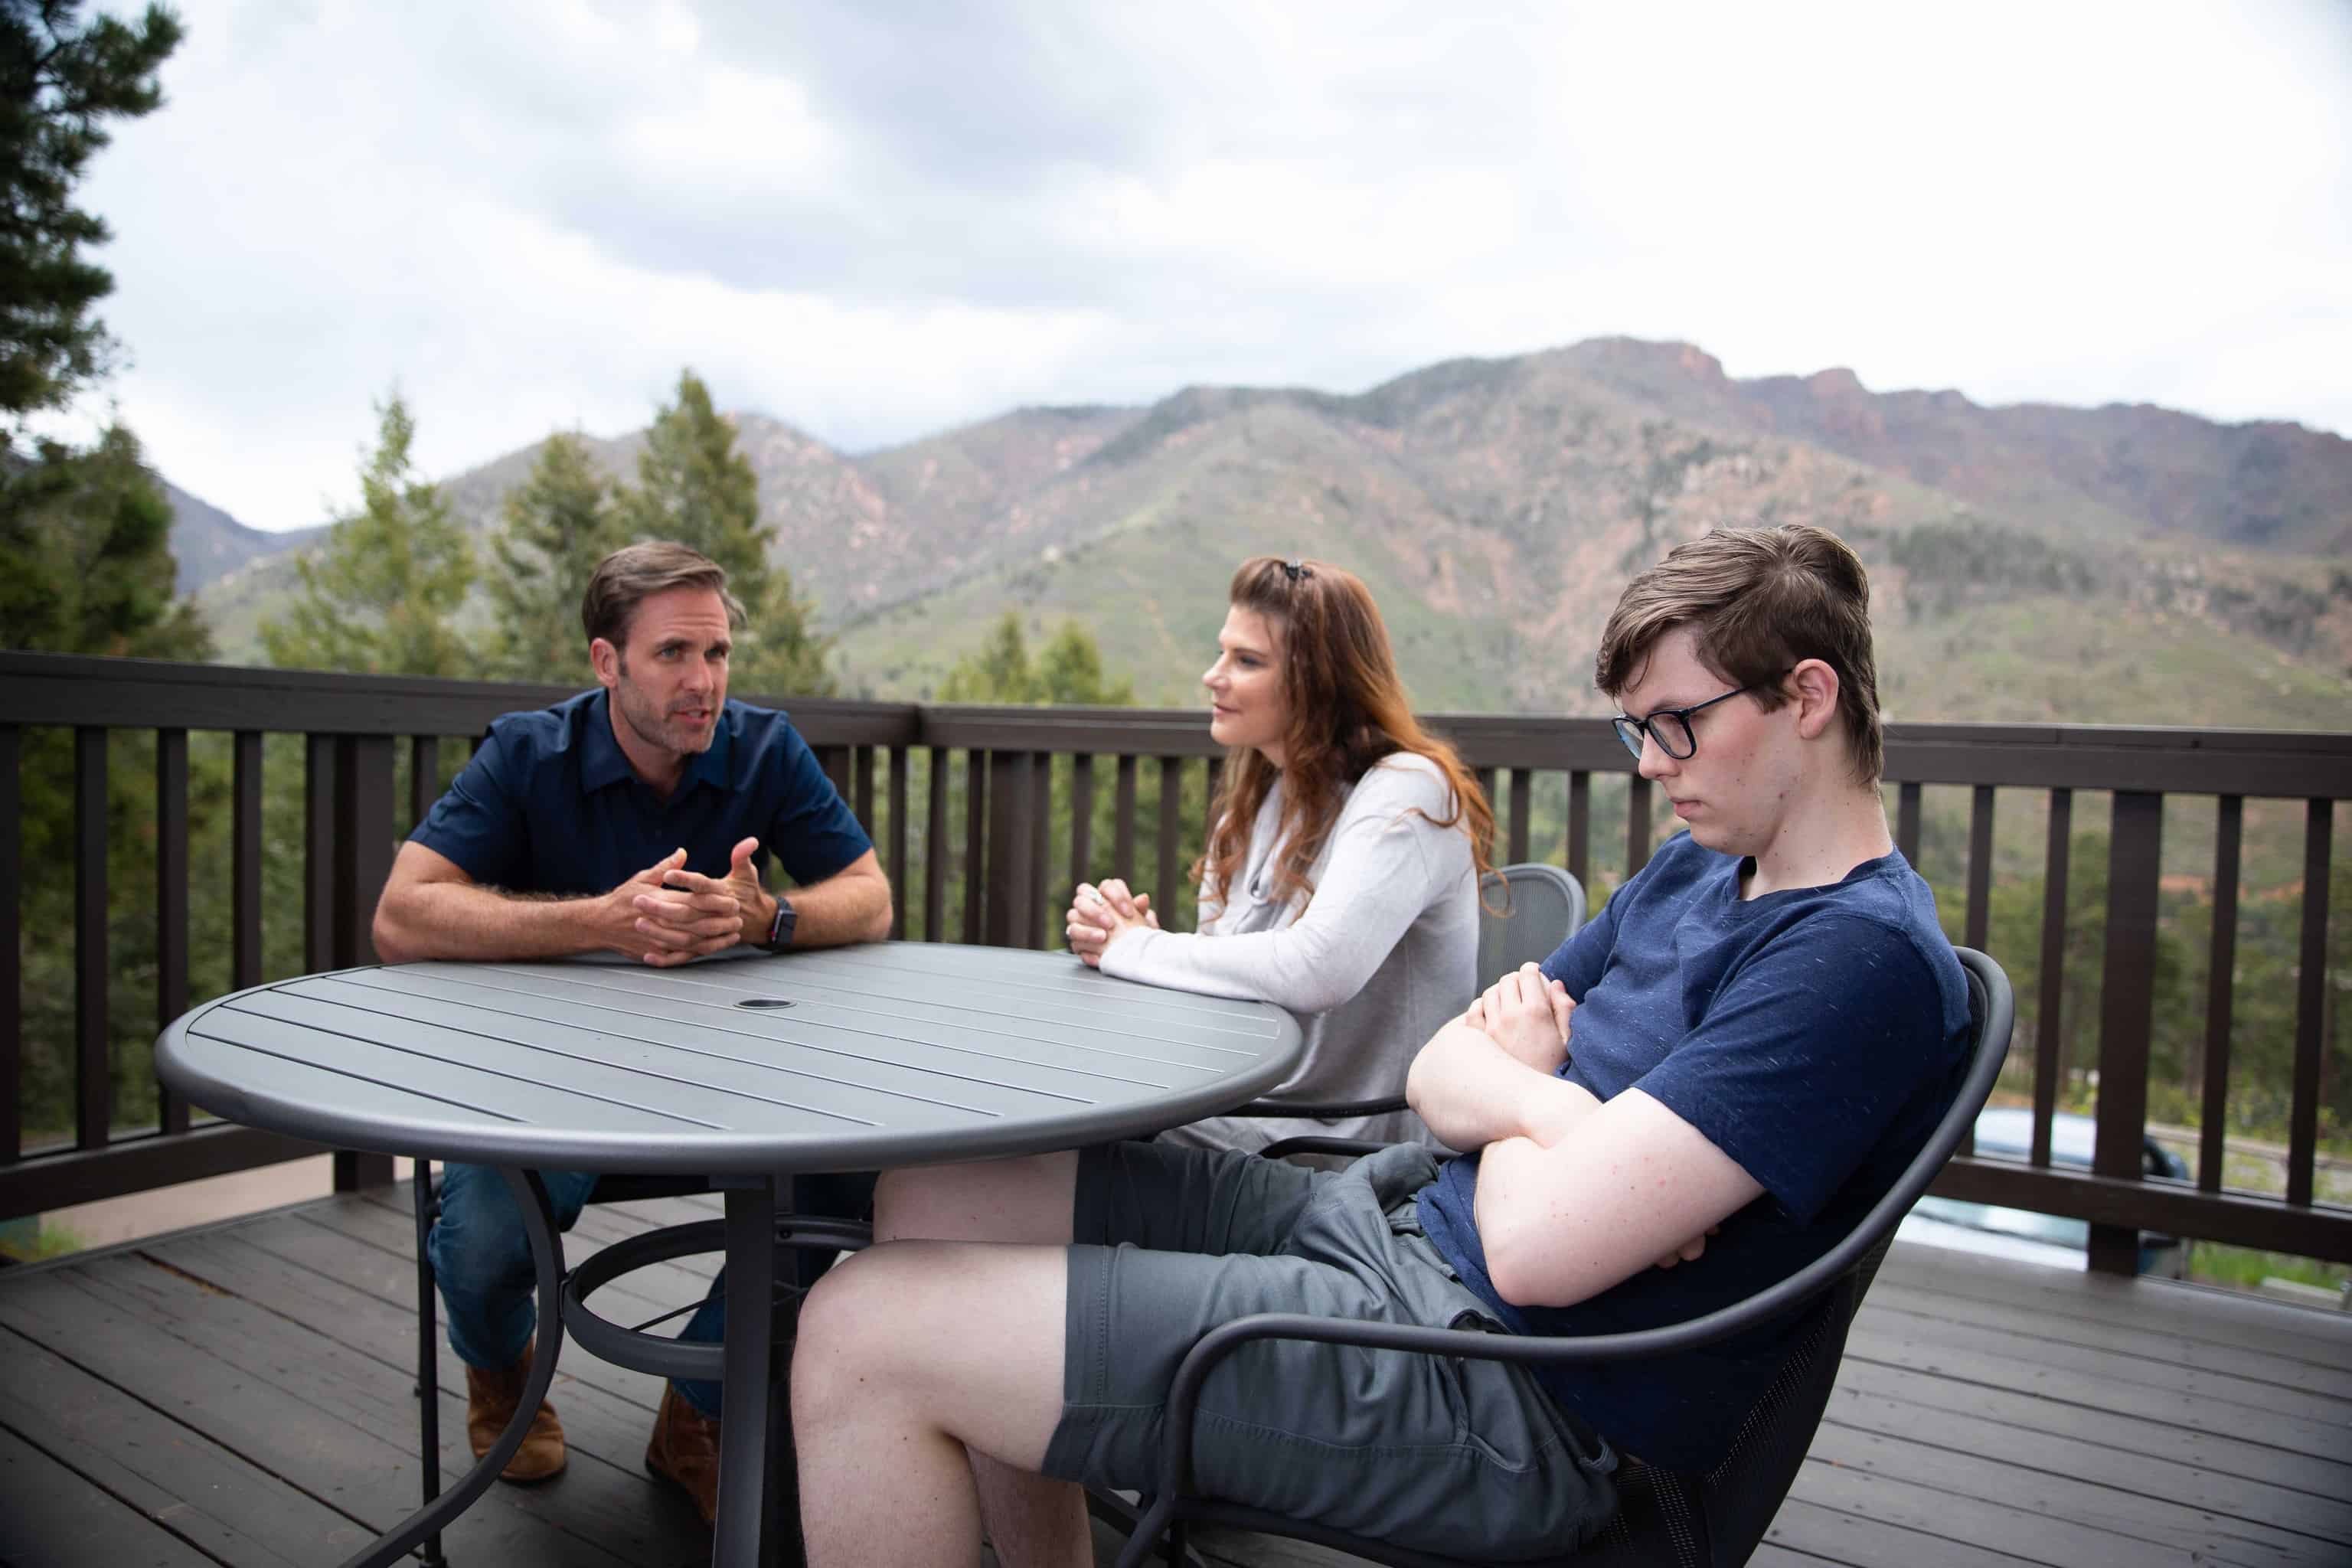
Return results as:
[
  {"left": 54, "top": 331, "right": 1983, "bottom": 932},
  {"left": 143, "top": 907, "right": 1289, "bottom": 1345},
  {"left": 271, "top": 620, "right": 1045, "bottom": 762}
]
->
[{"left": 734, "top": 998, "right": 797, "bottom": 1010}]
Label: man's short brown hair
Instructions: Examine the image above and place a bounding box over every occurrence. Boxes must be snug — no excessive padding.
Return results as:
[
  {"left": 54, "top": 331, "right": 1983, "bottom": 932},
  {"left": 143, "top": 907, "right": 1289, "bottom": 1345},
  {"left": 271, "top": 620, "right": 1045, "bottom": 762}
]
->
[
  {"left": 1596, "top": 523, "right": 1884, "bottom": 782},
  {"left": 579, "top": 541, "right": 746, "bottom": 651}
]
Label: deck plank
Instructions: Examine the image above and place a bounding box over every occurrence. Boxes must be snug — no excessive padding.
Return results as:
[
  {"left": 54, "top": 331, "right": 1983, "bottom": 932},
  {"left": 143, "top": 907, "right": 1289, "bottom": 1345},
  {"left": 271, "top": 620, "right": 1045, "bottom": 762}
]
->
[
  {"left": 1864, "top": 1278, "right": 2352, "bottom": 1400},
  {"left": 0, "top": 1423, "right": 222, "bottom": 1568},
  {"left": 3, "top": 1201, "right": 2349, "bottom": 1568},
  {"left": 1821, "top": 1376, "right": 2352, "bottom": 1544},
  {"left": 0, "top": 1325, "right": 346, "bottom": 1568}
]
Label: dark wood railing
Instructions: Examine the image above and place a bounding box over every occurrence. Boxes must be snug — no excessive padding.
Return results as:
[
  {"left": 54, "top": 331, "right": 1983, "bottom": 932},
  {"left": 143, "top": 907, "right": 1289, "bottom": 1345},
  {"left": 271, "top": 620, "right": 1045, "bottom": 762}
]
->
[{"left": 2, "top": 650, "right": 2345, "bottom": 1273}]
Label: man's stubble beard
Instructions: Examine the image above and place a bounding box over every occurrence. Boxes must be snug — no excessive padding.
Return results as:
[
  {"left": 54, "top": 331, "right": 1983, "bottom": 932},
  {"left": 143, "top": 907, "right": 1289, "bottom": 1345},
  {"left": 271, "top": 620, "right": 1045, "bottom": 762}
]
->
[{"left": 613, "top": 660, "right": 715, "bottom": 759}]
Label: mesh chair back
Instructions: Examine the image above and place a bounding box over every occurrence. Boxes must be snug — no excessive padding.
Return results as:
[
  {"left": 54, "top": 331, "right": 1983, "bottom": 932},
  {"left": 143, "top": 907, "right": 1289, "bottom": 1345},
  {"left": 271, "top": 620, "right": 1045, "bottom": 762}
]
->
[
  {"left": 1478, "top": 863, "right": 1587, "bottom": 982},
  {"left": 1579, "top": 950, "right": 2010, "bottom": 1567},
  {"left": 1122, "top": 950, "right": 2014, "bottom": 1568}
]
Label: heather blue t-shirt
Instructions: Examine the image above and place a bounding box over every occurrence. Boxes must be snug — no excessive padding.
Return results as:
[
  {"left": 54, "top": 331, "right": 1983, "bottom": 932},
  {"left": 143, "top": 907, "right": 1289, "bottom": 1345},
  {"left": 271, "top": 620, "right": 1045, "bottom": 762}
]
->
[
  {"left": 410, "top": 688, "right": 871, "bottom": 900},
  {"left": 1417, "top": 831, "right": 1969, "bottom": 1472}
]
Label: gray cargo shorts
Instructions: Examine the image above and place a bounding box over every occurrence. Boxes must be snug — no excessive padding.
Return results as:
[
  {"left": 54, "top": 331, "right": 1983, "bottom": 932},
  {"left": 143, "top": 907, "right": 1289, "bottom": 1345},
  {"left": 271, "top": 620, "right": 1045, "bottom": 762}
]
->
[{"left": 1040, "top": 1139, "right": 1620, "bottom": 1561}]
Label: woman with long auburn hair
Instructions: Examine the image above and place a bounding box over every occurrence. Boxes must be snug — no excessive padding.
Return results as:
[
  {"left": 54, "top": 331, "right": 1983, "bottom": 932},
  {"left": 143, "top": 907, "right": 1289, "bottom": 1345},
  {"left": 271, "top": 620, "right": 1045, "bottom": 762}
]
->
[{"left": 1067, "top": 555, "right": 1494, "bottom": 1150}]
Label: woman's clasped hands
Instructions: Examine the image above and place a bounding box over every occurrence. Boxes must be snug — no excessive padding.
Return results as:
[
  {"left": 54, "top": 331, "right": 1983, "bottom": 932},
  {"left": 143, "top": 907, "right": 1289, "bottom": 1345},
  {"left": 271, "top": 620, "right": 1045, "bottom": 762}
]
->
[{"left": 1065, "top": 878, "right": 1161, "bottom": 967}]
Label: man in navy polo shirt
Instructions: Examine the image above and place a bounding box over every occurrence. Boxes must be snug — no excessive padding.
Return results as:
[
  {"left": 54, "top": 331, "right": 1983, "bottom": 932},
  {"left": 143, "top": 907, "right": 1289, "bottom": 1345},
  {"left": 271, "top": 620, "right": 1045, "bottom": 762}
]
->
[{"left": 373, "top": 539, "right": 890, "bottom": 1523}]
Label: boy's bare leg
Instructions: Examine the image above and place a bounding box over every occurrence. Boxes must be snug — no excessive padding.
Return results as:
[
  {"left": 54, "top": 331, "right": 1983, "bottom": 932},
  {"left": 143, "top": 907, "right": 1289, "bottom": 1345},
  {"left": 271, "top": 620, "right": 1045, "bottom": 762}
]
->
[
  {"left": 795, "top": 1238, "right": 1086, "bottom": 1568},
  {"left": 797, "top": 1152, "right": 1089, "bottom": 1566},
  {"left": 871, "top": 1151, "right": 1080, "bottom": 1249}
]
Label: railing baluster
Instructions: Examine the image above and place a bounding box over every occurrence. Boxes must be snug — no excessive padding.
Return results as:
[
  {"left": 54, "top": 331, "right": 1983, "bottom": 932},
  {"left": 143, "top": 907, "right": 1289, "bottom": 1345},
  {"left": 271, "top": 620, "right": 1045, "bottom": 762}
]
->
[
  {"left": 923, "top": 747, "right": 948, "bottom": 943},
  {"left": 1965, "top": 785, "right": 1994, "bottom": 953},
  {"left": 333, "top": 734, "right": 397, "bottom": 1191},
  {"left": 157, "top": 728, "right": 190, "bottom": 1135},
  {"left": 2089, "top": 790, "right": 2163, "bottom": 1275},
  {"left": 409, "top": 735, "right": 440, "bottom": 837},
  {"left": 1896, "top": 781, "right": 1922, "bottom": 864},
  {"left": 2287, "top": 799, "right": 2333, "bottom": 1209},
  {"left": 1625, "top": 774, "right": 1652, "bottom": 874},
  {"left": 1507, "top": 768, "right": 1533, "bottom": 864},
  {"left": 0, "top": 724, "right": 18, "bottom": 1164},
  {"left": 1567, "top": 770, "right": 1590, "bottom": 885},
  {"left": 962, "top": 748, "right": 987, "bottom": 946},
  {"left": 2031, "top": 788, "right": 2072, "bottom": 1169},
  {"left": 854, "top": 744, "right": 877, "bottom": 833},
  {"left": 336, "top": 736, "right": 394, "bottom": 968},
  {"left": 1157, "top": 757, "right": 1184, "bottom": 912},
  {"left": 1475, "top": 766, "right": 1498, "bottom": 825},
  {"left": 2198, "top": 795, "right": 2242, "bottom": 1194},
  {"left": 1027, "top": 752, "right": 1052, "bottom": 948},
  {"left": 233, "top": 731, "right": 262, "bottom": 990},
  {"left": 887, "top": 745, "right": 910, "bottom": 940},
  {"left": 984, "top": 750, "right": 1036, "bottom": 948},
  {"left": 304, "top": 734, "right": 335, "bottom": 973},
  {"left": 1068, "top": 753, "right": 1095, "bottom": 907},
  {"left": 1114, "top": 755, "right": 1138, "bottom": 886},
  {"left": 819, "top": 744, "right": 851, "bottom": 800},
  {"left": 75, "top": 727, "right": 108, "bottom": 1149}
]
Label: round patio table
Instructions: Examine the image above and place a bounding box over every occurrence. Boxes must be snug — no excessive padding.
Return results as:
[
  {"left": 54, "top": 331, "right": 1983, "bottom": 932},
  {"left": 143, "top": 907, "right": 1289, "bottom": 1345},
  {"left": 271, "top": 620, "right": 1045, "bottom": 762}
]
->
[{"left": 155, "top": 941, "right": 1304, "bottom": 1568}]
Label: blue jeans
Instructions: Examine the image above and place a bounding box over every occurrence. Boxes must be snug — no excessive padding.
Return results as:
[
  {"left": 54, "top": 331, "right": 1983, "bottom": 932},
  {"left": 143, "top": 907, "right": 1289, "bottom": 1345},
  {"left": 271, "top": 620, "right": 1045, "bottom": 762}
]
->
[
  {"left": 426, "top": 1166, "right": 877, "bottom": 1418},
  {"left": 427, "top": 1165, "right": 727, "bottom": 1416}
]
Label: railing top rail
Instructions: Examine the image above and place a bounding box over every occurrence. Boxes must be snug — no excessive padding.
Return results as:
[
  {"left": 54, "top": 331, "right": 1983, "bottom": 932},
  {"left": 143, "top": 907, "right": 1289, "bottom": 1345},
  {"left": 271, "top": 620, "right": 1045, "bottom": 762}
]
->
[
  {"left": 0, "top": 650, "right": 923, "bottom": 746},
  {"left": 2, "top": 651, "right": 2348, "bottom": 796}
]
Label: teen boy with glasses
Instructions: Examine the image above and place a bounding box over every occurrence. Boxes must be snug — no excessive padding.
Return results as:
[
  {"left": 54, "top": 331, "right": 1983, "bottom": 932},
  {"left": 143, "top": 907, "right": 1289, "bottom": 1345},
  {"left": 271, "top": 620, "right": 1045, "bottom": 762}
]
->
[{"left": 786, "top": 523, "right": 1971, "bottom": 1565}]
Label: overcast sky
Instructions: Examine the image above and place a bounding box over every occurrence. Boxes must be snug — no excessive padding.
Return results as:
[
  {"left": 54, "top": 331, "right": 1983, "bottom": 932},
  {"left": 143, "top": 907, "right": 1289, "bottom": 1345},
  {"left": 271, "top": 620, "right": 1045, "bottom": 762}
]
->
[{"left": 67, "top": 0, "right": 2352, "bottom": 533}]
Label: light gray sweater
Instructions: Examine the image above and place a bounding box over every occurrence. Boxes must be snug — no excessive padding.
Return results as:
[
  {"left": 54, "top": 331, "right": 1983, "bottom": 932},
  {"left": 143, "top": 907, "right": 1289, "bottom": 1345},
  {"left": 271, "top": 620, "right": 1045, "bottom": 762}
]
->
[{"left": 1101, "top": 752, "right": 1479, "bottom": 1152}]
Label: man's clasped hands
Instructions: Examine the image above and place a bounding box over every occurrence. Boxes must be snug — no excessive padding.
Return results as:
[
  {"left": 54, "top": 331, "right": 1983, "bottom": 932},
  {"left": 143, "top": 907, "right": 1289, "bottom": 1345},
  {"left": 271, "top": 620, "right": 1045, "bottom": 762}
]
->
[{"left": 610, "top": 838, "right": 774, "bottom": 967}]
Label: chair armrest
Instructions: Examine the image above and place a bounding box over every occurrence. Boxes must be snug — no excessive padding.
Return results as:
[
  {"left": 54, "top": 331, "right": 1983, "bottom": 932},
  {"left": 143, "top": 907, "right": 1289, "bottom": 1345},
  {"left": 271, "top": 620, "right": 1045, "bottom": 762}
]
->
[
  {"left": 1222, "top": 1094, "right": 1409, "bottom": 1121},
  {"left": 1148, "top": 1261, "right": 1862, "bottom": 1508},
  {"left": 1256, "top": 1135, "right": 1387, "bottom": 1161}
]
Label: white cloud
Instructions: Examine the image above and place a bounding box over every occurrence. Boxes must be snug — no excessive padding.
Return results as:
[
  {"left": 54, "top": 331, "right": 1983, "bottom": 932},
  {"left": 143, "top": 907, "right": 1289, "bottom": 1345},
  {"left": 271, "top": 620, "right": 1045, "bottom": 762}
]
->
[{"left": 67, "top": 0, "right": 2352, "bottom": 531}]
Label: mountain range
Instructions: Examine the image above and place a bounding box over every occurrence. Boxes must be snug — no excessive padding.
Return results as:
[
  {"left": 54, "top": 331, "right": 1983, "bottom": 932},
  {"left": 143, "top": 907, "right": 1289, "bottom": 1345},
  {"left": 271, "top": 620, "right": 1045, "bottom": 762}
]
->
[{"left": 176, "top": 337, "right": 2352, "bottom": 727}]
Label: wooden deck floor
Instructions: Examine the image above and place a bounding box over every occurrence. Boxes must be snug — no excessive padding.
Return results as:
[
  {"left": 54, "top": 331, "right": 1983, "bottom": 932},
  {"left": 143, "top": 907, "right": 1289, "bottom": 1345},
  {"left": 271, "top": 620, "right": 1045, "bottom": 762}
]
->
[{"left": 2, "top": 1187, "right": 2347, "bottom": 1568}]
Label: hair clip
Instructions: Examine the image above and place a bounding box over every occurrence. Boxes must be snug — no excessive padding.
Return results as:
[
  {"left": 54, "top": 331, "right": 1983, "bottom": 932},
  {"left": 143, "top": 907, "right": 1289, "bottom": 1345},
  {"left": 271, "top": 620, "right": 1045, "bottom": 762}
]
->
[{"left": 1282, "top": 559, "right": 1312, "bottom": 581}]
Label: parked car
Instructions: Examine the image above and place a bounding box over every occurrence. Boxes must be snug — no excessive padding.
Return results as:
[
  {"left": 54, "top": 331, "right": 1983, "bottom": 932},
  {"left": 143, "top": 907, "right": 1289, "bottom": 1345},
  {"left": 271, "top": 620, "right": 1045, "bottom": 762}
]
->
[{"left": 1900, "top": 1106, "right": 2191, "bottom": 1276}]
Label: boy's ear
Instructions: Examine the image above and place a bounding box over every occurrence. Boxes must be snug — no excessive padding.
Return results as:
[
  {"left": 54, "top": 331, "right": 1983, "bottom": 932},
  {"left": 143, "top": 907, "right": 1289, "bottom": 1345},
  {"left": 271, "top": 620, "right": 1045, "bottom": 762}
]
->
[{"left": 1790, "top": 659, "right": 1841, "bottom": 740}]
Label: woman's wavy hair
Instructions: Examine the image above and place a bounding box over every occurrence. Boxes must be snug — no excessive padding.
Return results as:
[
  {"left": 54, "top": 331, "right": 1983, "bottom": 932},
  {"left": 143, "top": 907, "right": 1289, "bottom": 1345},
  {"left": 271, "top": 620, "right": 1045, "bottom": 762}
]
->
[{"left": 1192, "top": 557, "right": 1494, "bottom": 914}]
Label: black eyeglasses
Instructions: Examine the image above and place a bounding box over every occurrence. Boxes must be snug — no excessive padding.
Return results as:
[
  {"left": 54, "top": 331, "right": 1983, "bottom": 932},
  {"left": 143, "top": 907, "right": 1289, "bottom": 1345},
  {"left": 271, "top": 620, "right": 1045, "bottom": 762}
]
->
[{"left": 1612, "top": 683, "right": 1764, "bottom": 761}]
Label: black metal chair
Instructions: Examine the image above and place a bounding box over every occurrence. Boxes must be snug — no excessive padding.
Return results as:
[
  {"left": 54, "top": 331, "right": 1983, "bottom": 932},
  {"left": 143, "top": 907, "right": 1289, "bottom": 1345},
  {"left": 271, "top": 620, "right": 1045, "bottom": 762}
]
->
[
  {"left": 1110, "top": 947, "right": 2015, "bottom": 1568},
  {"left": 1228, "top": 862, "right": 1588, "bottom": 1145},
  {"left": 405, "top": 1165, "right": 714, "bottom": 1567},
  {"left": 407, "top": 1163, "right": 873, "bottom": 1566}
]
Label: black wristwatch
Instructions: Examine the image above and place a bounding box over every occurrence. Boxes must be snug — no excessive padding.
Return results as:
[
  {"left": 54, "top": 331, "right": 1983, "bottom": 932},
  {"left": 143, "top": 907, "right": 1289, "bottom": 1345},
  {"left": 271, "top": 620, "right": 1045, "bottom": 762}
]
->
[{"left": 762, "top": 895, "right": 797, "bottom": 951}]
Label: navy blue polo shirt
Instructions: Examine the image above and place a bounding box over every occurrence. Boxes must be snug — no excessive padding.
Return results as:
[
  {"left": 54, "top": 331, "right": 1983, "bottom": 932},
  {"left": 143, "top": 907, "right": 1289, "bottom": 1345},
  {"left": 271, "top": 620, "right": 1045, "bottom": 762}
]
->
[{"left": 410, "top": 688, "right": 871, "bottom": 899}]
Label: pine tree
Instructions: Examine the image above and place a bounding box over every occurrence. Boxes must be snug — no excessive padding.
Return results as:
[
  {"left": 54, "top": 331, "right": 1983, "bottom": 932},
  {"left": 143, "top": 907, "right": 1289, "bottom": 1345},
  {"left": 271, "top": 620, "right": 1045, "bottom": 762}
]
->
[
  {"left": 0, "top": 0, "right": 201, "bottom": 662},
  {"left": 0, "top": 1, "right": 184, "bottom": 432},
  {"left": 617, "top": 368, "right": 832, "bottom": 695},
  {"left": 481, "top": 430, "right": 619, "bottom": 683},
  {"left": 939, "top": 612, "right": 1133, "bottom": 706},
  {"left": 260, "top": 393, "right": 475, "bottom": 676},
  {"left": 0, "top": 423, "right": 209, "bottom": 658}
]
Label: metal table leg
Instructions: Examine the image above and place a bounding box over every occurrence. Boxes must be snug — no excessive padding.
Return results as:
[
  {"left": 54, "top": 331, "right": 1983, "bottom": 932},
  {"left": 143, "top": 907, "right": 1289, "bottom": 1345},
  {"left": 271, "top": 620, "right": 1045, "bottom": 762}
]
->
[
  {"left": 712, "top": 1176, "right": 780, "bottom": 1568},
  {"left": 338, "top": 1168, "right": 567, "bottom": 1568}
]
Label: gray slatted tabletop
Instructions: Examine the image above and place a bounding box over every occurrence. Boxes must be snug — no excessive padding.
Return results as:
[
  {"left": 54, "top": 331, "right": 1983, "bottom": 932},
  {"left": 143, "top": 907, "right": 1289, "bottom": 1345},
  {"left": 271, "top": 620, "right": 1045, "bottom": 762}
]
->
[
  {"left": 155, "top": 942, "right": 1303, "bottom": 1568},
  {"left": 159, "top": 943, "right": 1303, "bottom": 1171}
]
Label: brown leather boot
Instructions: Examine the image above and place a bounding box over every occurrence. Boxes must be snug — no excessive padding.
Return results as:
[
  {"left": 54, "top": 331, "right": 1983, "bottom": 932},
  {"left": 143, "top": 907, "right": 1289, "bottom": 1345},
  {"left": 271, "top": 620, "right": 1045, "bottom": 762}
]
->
[
  {"left": 645, "top": 1384, "right": 723, "bottom": 1525},
  {"left": 465, "top": 1339, "right": 567, "bottom": 1482}
]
